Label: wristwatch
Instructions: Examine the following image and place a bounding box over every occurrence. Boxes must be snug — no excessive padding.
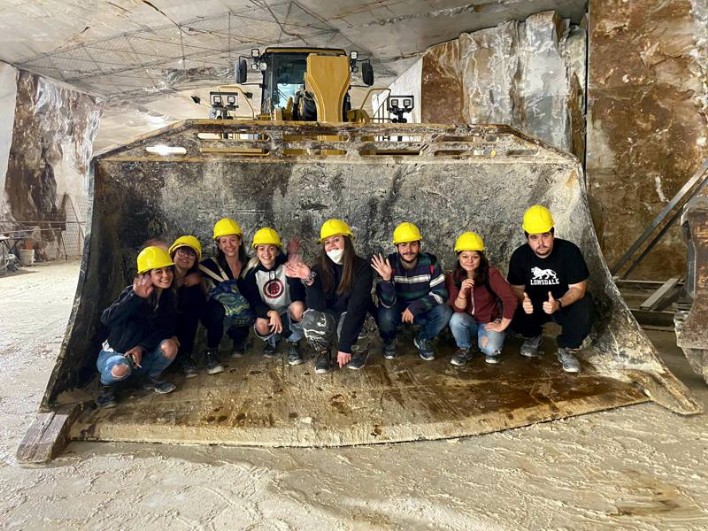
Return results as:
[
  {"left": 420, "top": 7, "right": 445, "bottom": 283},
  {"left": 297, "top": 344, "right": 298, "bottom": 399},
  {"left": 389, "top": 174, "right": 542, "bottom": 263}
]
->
[{"left": 303, "top": 270, "right": 317, "bottom": 285}]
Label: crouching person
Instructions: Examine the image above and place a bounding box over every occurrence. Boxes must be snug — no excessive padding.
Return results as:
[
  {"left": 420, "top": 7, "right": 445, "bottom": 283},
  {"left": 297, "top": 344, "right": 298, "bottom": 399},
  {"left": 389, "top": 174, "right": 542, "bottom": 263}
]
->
[
  {"left": 199, "top": 218, "right": 255, "bottom": 375},
  {"left": 242, "top": 227, "right": 306, "bottom": 365},
  {"left": 168, "top": 235, "right": 205, "bottom": 378},
  {"left": 446, "top": 232, "right": 517, "bottom": 366},
  {"left": 507, "top": 205, "right": 594, "bottom": 373},
  {"left": 371, "top": 222, "right": 452, "bottom": 361},
  {"left": 96, "top": 246, "right": 178, "bottom": 409},
  {"left": 286, "top": 219, "right": 373, "bottom": 373}
]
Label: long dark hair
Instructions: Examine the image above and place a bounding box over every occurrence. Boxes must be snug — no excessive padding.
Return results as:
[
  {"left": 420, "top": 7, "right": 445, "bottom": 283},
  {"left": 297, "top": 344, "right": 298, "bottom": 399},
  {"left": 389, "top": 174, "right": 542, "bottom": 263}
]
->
[
  {"left": 453, "top": 250, "right": 490, "bottom": 287},
  {"left": 146, "top": 266, "right": 178, "bottom": 312},
  {"left": 215, "top": 240, "right": 248, "bottom": 275},
  {"left": 317, "top": 235, "right": 356, "bottom": 296}
]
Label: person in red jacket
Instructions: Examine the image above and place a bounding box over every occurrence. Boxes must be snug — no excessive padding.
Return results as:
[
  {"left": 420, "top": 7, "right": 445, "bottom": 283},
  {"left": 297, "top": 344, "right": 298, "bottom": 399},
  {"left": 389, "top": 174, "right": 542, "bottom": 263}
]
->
[{"left": 445, "top": 232, "right": 517, "bottom": 366}]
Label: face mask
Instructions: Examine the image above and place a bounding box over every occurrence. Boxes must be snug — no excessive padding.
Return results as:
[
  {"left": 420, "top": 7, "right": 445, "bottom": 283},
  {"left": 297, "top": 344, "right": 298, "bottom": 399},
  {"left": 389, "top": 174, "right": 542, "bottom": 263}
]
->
[{"left": 327, "top": 249, "right": 344, "bottom": 264}]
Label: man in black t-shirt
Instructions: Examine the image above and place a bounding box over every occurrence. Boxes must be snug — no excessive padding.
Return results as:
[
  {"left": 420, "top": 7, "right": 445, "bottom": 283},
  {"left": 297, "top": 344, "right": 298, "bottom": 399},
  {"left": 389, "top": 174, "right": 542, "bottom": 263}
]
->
[{"left": 507, "top": 205, "right": 594, "bottom": 373}]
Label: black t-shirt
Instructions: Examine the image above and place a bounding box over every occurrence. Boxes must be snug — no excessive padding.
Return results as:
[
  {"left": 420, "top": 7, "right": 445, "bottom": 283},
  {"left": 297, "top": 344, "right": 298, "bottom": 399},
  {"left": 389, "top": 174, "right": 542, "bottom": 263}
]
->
[{"left": 507, "top": 238, "right": 589, "bottom": 303}]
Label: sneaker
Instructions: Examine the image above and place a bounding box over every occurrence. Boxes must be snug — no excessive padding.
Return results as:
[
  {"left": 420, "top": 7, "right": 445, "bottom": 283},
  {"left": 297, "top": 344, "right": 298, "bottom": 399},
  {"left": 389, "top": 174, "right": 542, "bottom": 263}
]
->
[
  {"left": 485, "top": 351, "right": 501, "bottom": 365},
  {"left": 314, "top": 349, "right": 331, "bottom": 374},
  {"left": 520, "top": 335, "right": 543, "bottom": 358},
  {"left": 179, "top": 357, "right": 199, "bottom": 379},
  {"left": 231, "top": 341, "right": 246, "bottom": 358},
  {"left": 557, "top": 347, "right": 581, "bottom": 373},
  {"left": 286, "top": 341, "right": 304, "bottom": 366},
  {"left": 382, "top": 337, "right": 398, "bottom": 360},
  {"left": 262, "top": 337, "right": 278, "bottom": 358},
  {"left": 206, "top": 349, "right": 225, "bottom": 375},
  {"left": 450, "top": 347, "right": 473, "bottom": 366},
  {"left": 414, "top": 336, "right": 435, "bottom": 361},
  {"left": 347, "top": 349, "right": 369, "bottom": 370},
  {"left": 144, "top": 376, "right": 177, "bottom": 394},
  {"left": 96, "top": 385, "right": 117, "bottom": 409}
]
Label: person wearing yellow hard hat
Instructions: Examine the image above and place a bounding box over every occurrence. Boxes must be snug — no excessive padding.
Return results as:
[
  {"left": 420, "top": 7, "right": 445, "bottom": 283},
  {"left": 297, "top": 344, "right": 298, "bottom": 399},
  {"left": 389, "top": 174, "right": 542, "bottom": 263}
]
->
[
  {"left": 371, "top": 221, "right": 451, "bottom": 361},
  {"left": 445, "top": 232, "right": 518, "bottom": 366},
  {"left": 198, "top": 217, "right": 254, "bottom": 375},
  {"left": 241, "top": 227, "right": 306, "bottom": 366},
  {"left": 285, "top": 218, "right": 373, "bottom": 373},
  {"left": 95, "top": 245, "right": 179, "bottom": 408},
  {"left": 507, "top": 205, "right": 593, "bottom": 373},
  {"left": 168, "top": 235, "right": 205, "bottom": 378}
]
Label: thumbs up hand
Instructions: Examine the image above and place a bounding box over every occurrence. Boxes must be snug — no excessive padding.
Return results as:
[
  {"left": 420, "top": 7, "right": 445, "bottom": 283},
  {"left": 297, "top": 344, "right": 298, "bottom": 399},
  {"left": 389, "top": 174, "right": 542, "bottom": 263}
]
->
[
  {"left": 543, "top": 291, "right": 557, "bottom": 315},
  {"left": 522, "top": 292, "right": 534, "bottom": 314}
]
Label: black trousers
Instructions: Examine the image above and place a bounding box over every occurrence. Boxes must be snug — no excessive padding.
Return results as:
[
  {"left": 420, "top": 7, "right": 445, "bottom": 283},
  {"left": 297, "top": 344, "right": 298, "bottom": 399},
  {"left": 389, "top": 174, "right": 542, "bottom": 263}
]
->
[
  {"left": 202, "top": 298, "right": 249, "bottom": 350},
  {"left": 175, "top": 286, "right": 204, "bottom": 360},
  {"left": 510, "top": 294, "right": 593, "bottom": 349}
]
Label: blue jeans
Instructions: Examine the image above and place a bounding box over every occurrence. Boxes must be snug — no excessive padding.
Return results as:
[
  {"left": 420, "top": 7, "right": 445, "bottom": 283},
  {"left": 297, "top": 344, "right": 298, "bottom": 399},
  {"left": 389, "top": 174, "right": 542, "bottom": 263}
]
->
[
  {"left": 378, "top": 302, "right": 452, "bottom": 341},
  {"left": 97, "top": 340, "right": 175, "bottom": 385},
  {"left": 255, "top": 310, "right": 304, "bottom": 344},
  {"left": 449, "top": 312, "right": 506, "bottom": 355}
]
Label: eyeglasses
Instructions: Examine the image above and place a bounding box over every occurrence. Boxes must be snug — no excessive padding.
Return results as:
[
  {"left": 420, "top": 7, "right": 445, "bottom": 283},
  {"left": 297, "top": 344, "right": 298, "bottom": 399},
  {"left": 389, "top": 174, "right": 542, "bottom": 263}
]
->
[{"left": 175, "top": 247, "right": 197, "bottom": 257}]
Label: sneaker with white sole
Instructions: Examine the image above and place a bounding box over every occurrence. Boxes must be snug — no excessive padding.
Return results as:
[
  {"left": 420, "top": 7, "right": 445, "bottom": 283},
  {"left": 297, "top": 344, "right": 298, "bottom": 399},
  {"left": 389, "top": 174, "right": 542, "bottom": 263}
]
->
[
  {"left": 450, "top": 347, "right": 474, "bottom": 366},
  {"left": 414, "top": 336, "right": 435, "bottom": 361},
  {"left": 382, "top": 337, "right": 397, "bottom": 360},
  {"left": 286, "top": 341, "right": 304, "bottom": 366},
  {"left": 315, "top": 351, "right": 331, "bottom": 374},
  {"left": 520, "top": 335, "right": 543, "bottom": 357},
  {"left": 144, "top": 376, "right": 176, "bottom": 394},
  {"left": 557, "top": 347, "right": 581, "bottom": 373},
  {"left": 485, "top": 351, "right": 501, "bottom": 365},
  {"left": 179, "top": 357, "right": 199, "bottom": 379},
  {"left": 231, "top": 341, "right": 246, "bottom": 358},
  {"left": 262, "top": 336, "right": 278, "bottom": 358},
  {"left": 205, "top": 349, "right": 224, "bottom": 375},
  {"left": 347, "top": 349, "right": 369, "bottom": 370}
]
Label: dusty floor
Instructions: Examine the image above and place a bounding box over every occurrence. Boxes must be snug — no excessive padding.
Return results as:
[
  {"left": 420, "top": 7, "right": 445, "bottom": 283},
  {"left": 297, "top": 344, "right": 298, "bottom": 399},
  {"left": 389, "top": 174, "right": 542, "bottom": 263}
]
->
[{"left": 1, "top": 261, "right": 707, "bottom": 530}]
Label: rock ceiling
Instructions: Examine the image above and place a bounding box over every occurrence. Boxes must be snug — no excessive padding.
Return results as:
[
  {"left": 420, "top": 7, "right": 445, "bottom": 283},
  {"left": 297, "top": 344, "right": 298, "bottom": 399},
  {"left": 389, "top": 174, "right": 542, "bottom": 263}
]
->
[{"left": 0, "top": 0, "right": 586, "bottom": 149}]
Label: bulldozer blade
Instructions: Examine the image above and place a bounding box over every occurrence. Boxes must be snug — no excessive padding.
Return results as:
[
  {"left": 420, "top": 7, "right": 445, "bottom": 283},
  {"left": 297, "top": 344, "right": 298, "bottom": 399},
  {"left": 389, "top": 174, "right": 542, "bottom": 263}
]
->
[{"left": 21, "top": 121, "right": 700, "bottom": 459}]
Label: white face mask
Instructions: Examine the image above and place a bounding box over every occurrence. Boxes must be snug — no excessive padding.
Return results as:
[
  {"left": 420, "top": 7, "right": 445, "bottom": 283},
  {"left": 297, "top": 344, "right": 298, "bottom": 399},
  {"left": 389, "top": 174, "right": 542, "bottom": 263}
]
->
[{"left": 326, "top": 249, "right": 344, "bottom": 264}]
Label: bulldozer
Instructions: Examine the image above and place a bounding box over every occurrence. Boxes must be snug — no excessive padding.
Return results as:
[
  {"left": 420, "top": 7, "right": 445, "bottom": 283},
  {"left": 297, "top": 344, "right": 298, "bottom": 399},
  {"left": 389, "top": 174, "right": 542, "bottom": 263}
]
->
[{"left": 17, "top": 48, "right": 702, "bottom": 463}]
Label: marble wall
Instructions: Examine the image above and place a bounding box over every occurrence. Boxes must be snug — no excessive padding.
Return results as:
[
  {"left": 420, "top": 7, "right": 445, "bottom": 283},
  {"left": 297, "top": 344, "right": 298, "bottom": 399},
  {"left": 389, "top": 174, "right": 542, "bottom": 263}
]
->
[
  {"left": 420, "top": 11, "right": 586, "bottom": 161},
  {"left": 1, "top": 66, "right": 101, "bottom": 259},
  {"left": 587, "top": 0, "right": 707, "bottom": 278},
  {"left": 400, "top": 3, "right": 707, "bottom": 279}
]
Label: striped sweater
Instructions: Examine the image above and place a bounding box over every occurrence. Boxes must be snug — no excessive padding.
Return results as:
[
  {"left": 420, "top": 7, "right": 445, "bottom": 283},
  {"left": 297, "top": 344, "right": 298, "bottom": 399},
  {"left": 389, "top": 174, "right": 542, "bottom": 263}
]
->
[{"left": 376, "top": 252, "right": 448, "bottom": 316}]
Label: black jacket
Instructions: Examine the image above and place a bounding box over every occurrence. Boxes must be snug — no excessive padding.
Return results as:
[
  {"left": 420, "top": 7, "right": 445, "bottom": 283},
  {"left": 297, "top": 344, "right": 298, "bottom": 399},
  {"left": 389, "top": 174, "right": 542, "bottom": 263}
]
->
[
  {"left": 101, "top": 286, "right": 177, "bottom": 353},
  {"left": 307, "top": 255, "right": 373, "bottom": 352}
]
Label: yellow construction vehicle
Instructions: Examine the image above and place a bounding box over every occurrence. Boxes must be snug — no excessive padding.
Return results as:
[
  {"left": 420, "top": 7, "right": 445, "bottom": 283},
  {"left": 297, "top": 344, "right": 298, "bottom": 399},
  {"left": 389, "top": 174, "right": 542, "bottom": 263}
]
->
[
  {"left": 16, "top": 48, "right": 701, "bottom": 463},
  {"left": 233, "top": 47, "right": 374, "bottom": 123}
]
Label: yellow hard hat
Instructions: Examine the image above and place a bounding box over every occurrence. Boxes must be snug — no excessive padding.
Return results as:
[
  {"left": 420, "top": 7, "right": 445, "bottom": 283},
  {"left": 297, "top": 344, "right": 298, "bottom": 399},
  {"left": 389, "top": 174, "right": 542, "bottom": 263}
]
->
[
  {"left": 320, "top": 218, "right": 354, "bottom": 242},
  {"left": 454, "top": 231, "right": 485, "bottom": 253},
  {"left": 522, "top": 205, "right": 555, "bottom": 234},
  {"left": 169, "top": 235, "right": 202, "bottom": 260},
  {"left": 392, "top": 222, "right": 422, "bottom": 245},
  {"left": 213, "top": 217, "right": 243, "bottom": 240},
  {"left": 252, "top": 227, "right": 282, "bottom": 248},
  {"left": 137, "top": 246, "right": 174, "bottom": 274}
]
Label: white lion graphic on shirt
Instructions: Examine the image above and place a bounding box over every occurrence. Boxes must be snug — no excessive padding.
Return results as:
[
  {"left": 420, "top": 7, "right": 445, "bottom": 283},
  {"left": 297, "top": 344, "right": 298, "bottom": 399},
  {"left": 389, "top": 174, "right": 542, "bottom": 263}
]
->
[{"left": 531, "top": 267, "right": 558, "bottom": 282}]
